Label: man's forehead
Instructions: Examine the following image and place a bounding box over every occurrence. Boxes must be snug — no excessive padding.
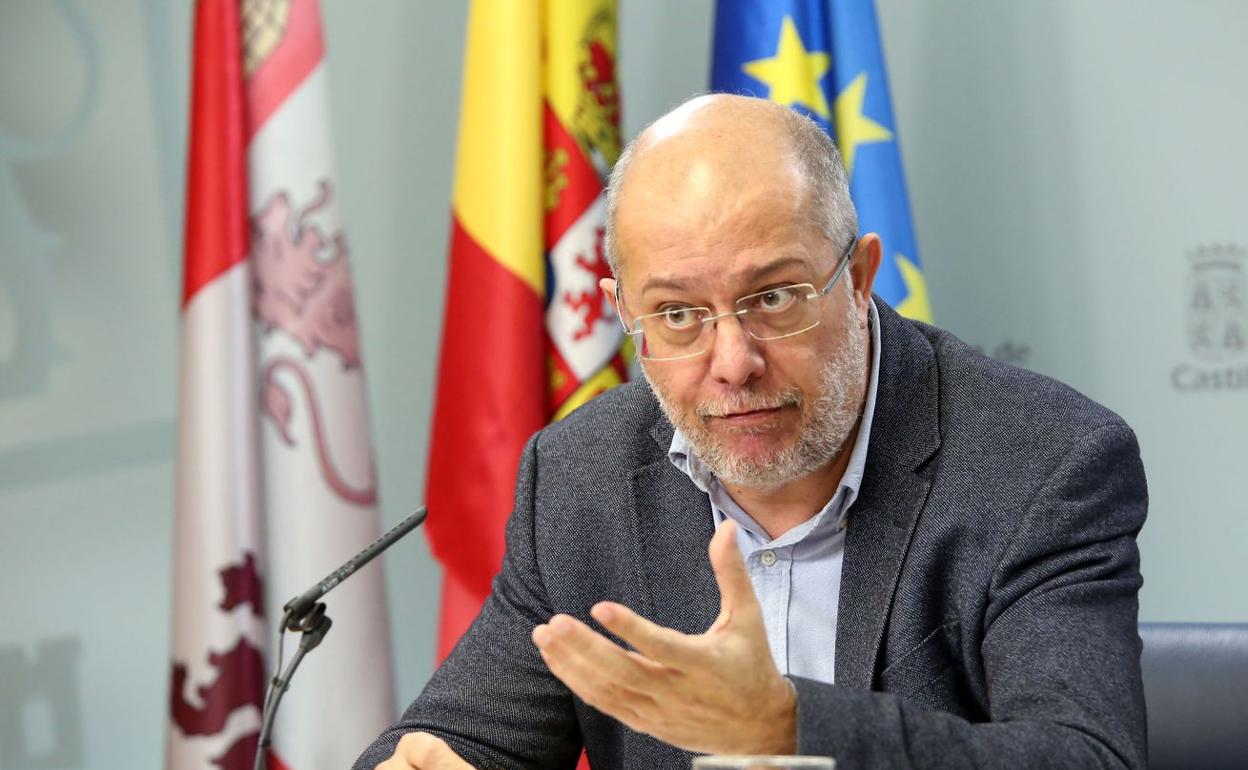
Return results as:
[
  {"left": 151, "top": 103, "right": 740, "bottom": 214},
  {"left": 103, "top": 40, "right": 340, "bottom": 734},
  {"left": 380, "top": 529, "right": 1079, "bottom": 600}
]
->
[
  {"left": 616, "top": 185, "right": 827, "bottom": 297},
  {"left": 619, "top": 102, "right": 807, "bottom": 218},
  {"left": 617, "top": 164, "right": 809, "bottom": 246},
  {"left": 623, "top": 139, "right": 803, "bottom": 206},
  {"left": 611, "top": 98, "right": 825, "bottom": 289}
]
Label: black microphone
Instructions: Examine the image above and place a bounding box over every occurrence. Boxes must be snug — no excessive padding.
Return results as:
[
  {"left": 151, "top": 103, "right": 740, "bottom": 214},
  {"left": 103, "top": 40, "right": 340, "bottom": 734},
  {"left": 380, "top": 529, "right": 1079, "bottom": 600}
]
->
[
  {"left": 254, "top": 505, "right": 428, "bottom": 770},
  {"left": 282, "top": 505, "right": 428, "bottom": 628}
]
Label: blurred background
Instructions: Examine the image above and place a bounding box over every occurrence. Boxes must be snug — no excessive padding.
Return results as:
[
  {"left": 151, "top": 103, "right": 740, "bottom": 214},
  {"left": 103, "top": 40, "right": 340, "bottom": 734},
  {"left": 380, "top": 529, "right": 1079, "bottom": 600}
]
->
[{"left": 1, "top": 1, "right": 1245, "bottom": 767}]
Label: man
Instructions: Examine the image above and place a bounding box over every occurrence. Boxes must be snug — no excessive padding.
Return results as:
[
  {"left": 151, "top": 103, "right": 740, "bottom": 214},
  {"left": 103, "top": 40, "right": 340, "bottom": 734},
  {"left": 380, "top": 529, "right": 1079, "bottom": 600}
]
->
[{"left": 357, "top": 94, "right": 1147, "bottom": 769}]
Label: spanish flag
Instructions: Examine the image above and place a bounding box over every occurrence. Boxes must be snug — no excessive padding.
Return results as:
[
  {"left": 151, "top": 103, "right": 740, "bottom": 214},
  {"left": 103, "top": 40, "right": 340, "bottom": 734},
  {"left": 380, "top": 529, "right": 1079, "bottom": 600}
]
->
[
  {"left": 712, "top": 0, "right": 932, "bottom": 321},
  {"left": 427, "top": 0, "right": 631, "bottom": 658}
]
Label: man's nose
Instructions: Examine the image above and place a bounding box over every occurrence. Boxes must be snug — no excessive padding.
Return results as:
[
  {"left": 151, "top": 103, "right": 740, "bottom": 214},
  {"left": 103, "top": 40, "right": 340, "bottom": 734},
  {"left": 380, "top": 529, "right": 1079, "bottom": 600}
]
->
[{"left": 707, "top": 316, "right": 766, "bottom": 386}]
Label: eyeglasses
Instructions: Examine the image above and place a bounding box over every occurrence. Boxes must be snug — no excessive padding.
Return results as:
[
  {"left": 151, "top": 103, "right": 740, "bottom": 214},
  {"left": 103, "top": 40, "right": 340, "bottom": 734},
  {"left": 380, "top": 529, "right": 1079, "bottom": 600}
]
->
[{"left": 617, "top": 235, "right": 858, "bottom": 362}]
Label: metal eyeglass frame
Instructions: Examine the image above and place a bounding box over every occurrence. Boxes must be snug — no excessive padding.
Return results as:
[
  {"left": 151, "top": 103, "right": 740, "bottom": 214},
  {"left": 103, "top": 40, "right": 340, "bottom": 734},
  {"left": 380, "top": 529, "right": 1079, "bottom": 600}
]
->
[{"left": 615, "top": 235, "right": 859, "bottom": 362}]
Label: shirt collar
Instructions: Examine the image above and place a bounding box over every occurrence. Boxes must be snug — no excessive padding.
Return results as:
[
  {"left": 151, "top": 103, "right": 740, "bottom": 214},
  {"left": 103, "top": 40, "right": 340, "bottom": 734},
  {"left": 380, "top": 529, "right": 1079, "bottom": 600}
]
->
[{"left": 668, "top": 298, "right": 883, "bottom": 535}]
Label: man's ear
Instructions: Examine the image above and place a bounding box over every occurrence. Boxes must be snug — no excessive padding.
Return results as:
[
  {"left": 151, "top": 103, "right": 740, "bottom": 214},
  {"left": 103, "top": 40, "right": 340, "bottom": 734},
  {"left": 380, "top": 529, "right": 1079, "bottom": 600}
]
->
[
  {"left": 600, "top": 277, "right": 619, "bottom": 315},
  {"left": 850, "top": 233, "right": 883, "bottom": 312}
]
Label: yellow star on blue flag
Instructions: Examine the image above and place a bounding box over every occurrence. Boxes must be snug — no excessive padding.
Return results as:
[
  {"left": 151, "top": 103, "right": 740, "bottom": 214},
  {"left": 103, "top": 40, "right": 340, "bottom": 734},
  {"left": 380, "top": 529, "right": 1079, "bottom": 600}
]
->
[{"left": 711, "top": 0, "right": 931, "bottom": 322}]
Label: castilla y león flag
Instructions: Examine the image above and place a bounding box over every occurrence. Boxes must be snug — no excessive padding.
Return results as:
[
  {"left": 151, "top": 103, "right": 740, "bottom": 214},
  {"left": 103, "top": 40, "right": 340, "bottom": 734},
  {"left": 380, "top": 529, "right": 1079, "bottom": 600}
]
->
[
  {"left": 426, "top": 0, "right": 632, "bottom": 658},
  {"left": 166, "top": 1, "right": 394, "bottom": 769}
]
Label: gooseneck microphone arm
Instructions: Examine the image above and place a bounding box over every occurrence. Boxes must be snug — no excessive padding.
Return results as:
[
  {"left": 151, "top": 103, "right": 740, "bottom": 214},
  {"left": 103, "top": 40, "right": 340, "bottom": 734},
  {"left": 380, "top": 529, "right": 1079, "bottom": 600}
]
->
[
  {"left": 253, "top": 506, "right": 429, "bottom": 770},
  {"left": 281, "top": 505, "right": 429, "bottom": 627}
]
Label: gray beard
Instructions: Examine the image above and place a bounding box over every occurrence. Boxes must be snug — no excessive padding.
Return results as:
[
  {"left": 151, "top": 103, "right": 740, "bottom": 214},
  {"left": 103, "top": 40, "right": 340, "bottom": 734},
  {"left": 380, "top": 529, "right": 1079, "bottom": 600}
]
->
[{"left": 646, "top": 307, "right": 869, "bottom": 492}]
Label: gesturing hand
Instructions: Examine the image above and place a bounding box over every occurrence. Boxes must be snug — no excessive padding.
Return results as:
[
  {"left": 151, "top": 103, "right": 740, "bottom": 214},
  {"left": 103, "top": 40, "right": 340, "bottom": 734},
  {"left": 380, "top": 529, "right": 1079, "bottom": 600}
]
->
[{"left": 530, "top": 520, "right": 797, "bottom": 755}]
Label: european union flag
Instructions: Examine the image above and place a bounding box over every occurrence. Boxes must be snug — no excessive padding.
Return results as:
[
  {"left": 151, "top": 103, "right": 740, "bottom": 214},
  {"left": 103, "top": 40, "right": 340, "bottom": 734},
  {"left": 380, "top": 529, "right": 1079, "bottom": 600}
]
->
[{"left": 712, "top": 0, "right": 931, "bottom": 321}]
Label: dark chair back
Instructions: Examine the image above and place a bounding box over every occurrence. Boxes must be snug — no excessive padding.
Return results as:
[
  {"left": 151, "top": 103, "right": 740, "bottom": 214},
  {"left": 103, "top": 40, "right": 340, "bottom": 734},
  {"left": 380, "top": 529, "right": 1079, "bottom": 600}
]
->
[{"left": 1139, "top": 622, "right": 1248, "bottom": 769}]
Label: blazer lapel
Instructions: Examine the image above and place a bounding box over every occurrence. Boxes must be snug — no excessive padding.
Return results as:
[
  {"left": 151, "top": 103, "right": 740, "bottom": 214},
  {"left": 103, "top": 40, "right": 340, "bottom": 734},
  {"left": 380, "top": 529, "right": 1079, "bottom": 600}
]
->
[
  {"left": 631, "top": 418, "right": 720, "bottom": 636},
  {"left": 834, "top": 301, "right": 942, "bottom": 690},
  {"left": 619, "top": 418, "right": 718, "bottom": 769}
]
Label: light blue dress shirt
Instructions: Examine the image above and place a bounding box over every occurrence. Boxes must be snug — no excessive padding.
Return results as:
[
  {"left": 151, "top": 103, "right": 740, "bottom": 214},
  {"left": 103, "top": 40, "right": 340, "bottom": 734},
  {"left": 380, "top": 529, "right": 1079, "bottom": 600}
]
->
[{"left": 668, "top": 300, "right": 882, "bottom": 684}]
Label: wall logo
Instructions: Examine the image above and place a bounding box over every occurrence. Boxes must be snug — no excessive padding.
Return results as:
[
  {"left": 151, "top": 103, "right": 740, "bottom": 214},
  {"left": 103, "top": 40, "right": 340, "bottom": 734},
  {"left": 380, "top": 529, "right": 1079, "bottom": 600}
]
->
[{"left": 1172, "top": 244, "right": 1248, "bottom": 391}]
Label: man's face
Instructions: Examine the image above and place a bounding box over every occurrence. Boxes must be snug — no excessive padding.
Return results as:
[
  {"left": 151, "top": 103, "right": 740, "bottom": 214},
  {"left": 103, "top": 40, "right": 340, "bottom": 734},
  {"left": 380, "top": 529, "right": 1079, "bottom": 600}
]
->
[{"left": 610, "top": 163, "right": 873, "bottom": 491}]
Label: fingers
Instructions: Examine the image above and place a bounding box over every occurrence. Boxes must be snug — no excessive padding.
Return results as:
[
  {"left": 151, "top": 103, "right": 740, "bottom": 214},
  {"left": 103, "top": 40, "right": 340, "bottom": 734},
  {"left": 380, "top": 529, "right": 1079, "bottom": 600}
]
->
[
  {"left": 708, "top": 520, "right": 758, "bottom": 623},
  {"left": 388, "top": 732, "right": 474, "bottom": 769},
  {"left": 590, "top": 601, "right": 698, "bottom": 665},
  {"left": 532, "top": 614, "right": 667, "bottom": 727},
  {"left": 532, "top": 614, "right": 660, "bottom": 692}
]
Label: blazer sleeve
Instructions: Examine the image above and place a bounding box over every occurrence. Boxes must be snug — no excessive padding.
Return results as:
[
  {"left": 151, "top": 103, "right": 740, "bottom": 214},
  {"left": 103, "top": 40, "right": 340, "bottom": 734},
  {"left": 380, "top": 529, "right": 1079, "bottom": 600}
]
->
[
  {"left": 790, "top": 421, "right": 1149, "bottom": 769},
  {"left": 352, "top": 433, "right": 583, "bottom": 770}
]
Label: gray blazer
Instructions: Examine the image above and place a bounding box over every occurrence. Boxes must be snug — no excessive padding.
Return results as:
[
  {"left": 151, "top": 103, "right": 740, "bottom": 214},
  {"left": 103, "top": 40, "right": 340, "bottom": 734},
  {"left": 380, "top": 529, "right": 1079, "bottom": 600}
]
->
[{"left": 355, "top": 300, "right": 1148, "bottom": 769}]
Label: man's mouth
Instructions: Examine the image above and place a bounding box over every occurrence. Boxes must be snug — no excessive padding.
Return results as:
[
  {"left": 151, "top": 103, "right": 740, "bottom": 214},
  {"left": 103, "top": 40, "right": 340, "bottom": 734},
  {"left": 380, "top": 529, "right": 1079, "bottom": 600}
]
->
[{"left": 708, "top": 405, "right": 788, "bottom": 426}]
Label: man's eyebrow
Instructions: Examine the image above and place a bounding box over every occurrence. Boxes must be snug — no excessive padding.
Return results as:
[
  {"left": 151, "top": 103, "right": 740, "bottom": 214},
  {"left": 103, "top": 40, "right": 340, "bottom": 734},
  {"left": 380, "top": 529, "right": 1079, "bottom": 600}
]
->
[{"left": 637, "top": 257, "right": 814, "bottom": 298}]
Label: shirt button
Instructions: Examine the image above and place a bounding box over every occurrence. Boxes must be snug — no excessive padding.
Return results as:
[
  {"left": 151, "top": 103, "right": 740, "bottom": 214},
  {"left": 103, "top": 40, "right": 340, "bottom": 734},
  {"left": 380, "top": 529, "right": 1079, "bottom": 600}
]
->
[{"left": 760, "top": 549, "right": 777, "bottom": 567}]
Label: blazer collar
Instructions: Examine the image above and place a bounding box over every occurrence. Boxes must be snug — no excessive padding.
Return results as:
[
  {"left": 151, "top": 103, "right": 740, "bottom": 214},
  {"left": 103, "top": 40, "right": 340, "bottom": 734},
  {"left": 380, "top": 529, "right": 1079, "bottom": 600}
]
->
[{"left": 834, "top": 299, "right": 941, "bottom": 688}]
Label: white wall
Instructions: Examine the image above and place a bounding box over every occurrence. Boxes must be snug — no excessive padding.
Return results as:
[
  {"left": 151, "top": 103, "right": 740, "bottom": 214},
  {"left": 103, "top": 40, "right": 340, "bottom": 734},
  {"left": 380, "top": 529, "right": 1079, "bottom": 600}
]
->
[
  {"left": 876, "top": 0, "right": 1248, "bottom": 621},
  {"left": 0, "top": 1, "right": 1244, "bottom": 767}
]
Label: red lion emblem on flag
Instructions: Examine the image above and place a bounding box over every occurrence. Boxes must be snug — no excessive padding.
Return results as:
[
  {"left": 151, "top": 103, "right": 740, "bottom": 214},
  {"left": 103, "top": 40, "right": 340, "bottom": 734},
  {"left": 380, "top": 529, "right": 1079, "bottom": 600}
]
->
[
  {"left": 562, "top": 226, "right": 614, "bottom": 341},
  {"left": 168, "top": 553, "right": 266, "bottom": 770},
  {"left": 250, "top": 181, "right": 378, "bottom": 506}
]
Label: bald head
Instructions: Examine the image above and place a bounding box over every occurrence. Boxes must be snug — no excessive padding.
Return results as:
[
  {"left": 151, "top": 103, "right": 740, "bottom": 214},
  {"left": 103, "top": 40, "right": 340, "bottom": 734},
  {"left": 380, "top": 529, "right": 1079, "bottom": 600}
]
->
[{"left": 603, "top": 94, "right": 856, "bottom": 276}]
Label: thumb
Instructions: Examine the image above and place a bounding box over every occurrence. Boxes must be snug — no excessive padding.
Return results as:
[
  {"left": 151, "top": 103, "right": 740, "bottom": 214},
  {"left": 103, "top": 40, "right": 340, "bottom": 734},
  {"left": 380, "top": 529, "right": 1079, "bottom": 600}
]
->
[{"left": 708, "top": 520, "right": 759, "bottom": 626}]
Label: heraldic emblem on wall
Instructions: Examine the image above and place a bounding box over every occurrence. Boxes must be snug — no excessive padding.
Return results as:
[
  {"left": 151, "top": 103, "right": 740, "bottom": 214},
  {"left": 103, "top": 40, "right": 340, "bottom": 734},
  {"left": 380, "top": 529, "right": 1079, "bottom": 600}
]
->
[
  {"left": 1173, "top": 244, "right": 1248, "bottom": 391},
  {"left": 1187, "top": 244, "right": 1246, "bottom": 362}
]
